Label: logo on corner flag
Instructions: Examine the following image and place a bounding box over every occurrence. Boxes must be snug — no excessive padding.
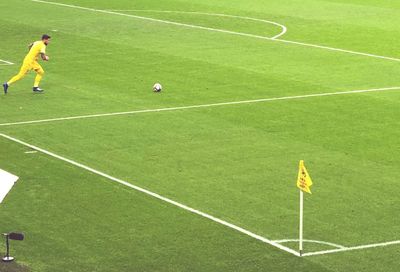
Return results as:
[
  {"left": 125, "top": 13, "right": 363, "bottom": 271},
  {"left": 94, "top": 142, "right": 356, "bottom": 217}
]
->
[{"left": 296, "top": 160, "right": 313, "bottom": 194}]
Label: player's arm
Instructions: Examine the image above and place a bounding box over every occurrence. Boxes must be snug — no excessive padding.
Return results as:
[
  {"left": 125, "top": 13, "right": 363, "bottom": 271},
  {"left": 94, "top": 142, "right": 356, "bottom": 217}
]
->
[
  {"left": 39, "top": 43, "right": 49, "bottom": 61},
  {"left": 40, "top": 53, "right": 49, "bottom": 61}
]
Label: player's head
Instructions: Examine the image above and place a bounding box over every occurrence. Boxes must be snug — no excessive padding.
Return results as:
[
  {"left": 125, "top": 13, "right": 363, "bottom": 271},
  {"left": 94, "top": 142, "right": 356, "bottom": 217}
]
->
[{"left": 42, "top": 34, "right": 51, "bottom": 45}]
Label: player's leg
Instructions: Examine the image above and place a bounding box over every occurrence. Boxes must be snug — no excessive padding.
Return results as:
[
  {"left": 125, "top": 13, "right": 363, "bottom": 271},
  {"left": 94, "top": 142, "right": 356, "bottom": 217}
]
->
[
  {"left": 7, "top": 65, "right": 30, "bottom": 85},
  {"left": 3, "top": 63, "right": 31, "bottom": 94},
  {"left": 32, "top": 62, "right": 45, "bottom": 93}
]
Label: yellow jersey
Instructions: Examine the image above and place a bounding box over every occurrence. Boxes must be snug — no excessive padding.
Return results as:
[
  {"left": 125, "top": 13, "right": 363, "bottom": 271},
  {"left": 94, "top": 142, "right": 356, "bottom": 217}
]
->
[{"left": 24, "top": 41, "right": 46, "bottom": 64}]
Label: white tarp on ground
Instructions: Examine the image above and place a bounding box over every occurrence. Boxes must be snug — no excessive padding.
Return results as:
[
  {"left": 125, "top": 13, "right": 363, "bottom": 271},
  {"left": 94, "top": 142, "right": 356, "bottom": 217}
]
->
[{"left": 0, "top": 169, "right": 19, "bottom": 203}]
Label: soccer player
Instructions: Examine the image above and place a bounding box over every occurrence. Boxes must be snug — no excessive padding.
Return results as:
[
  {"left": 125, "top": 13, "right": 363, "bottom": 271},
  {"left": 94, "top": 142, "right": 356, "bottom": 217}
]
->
[{"left": 3, "top": 34, "right": 51, "bottom": 94}]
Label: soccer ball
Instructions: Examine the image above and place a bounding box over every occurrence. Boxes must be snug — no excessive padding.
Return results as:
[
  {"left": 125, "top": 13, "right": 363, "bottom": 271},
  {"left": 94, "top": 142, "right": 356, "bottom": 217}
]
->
[{"left": 153, "top": 83, "right": 162, "bottom": 92}]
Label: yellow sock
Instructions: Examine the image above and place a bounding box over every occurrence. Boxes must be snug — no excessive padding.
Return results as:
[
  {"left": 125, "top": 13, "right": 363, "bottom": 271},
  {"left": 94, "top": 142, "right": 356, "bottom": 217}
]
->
[{"left": 34, "top": 73, "right": 43, "bottom": 88}]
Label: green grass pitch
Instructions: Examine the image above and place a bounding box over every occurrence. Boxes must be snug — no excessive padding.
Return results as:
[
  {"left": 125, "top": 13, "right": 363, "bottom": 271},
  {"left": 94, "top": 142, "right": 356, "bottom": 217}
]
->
[{"left": 1, "top": 0, "right": 400, "bottom": 271}]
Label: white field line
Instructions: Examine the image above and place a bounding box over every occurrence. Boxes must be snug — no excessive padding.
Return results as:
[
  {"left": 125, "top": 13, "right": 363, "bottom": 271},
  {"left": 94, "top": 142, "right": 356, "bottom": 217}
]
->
[
  {"left": 24, "top": 150, "right": 38, "bottom": 154},
  {"left": 105, "top": 10, "right": 287, "bottom": 39},
  {"left": 1, "top": 134, "right": 400, "bottom": 257},
  {"left": 0, "top": 132, "right": 300, "bottom": 257},
  {"left": 1, "top": 86, "right": 400, "bottom": 127},
  {"left": 302, "top": 240, "right": 400, "bottom": 257},
  {"left": 31, "top": 0, "right": 400, "bottom": 62},
  {"left": 0, "top": 59, "right": 14, "bottom": 65},
  {"left": 274, "top": 239, "right": 346, "bottom": 249}
]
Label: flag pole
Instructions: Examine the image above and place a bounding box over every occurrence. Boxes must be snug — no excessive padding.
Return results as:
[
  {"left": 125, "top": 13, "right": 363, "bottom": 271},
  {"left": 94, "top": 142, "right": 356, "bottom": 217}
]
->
[{"left": 299, "top": 189, "right": 304, "bottom": 256}]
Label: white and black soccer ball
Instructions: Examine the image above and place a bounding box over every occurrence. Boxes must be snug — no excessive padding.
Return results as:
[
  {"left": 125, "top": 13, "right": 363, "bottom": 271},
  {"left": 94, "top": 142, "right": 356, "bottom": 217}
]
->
[{"left": 153, "top": 83, "right": 162, "bottom": 92}]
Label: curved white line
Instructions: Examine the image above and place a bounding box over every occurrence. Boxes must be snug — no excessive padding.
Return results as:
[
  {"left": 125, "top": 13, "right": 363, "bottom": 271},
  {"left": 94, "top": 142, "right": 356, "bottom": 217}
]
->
[
  {"left": 108, "top": 9, "right": 287, "bottom": 39},
  {"left": 274, "top": 239, "right": 346, "bottom": 249},
  {"left": 302, "top": 240, "right": 400, "bottom": 257},
  {"left": 32, "top": 0, "right": 400, "bottom": 63}
]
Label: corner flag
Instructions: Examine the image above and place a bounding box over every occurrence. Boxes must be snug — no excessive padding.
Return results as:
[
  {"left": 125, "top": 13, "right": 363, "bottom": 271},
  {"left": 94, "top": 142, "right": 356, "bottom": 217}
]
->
[
  {"left": 296, "top": 160, "right": 313, "bottom": 255},
  {"left": 296, "top": 160, "right": 313, "bottom": 194}
]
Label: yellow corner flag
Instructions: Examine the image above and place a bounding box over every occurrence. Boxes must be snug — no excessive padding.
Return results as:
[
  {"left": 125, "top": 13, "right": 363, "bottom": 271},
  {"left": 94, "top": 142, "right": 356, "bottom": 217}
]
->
[{"left": 297, "top": 160, "right": 313, "bottom": 194}]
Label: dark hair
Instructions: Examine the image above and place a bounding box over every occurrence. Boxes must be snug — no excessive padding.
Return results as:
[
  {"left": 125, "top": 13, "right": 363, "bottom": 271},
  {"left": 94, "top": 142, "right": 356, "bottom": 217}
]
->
[{"left": 42, "top": 34, "right": 51, "bottom": 40}]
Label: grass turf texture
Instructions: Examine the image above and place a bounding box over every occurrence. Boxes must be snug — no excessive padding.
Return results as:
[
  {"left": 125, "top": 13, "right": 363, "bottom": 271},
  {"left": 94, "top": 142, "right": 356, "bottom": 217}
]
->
[
  {"left": 1, "top": 0, "right": 400, "bottom": 271},
  {"left": 0, "top": 261, "right": 29, "bottom": 272}
]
